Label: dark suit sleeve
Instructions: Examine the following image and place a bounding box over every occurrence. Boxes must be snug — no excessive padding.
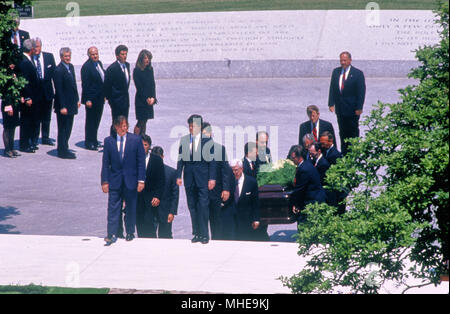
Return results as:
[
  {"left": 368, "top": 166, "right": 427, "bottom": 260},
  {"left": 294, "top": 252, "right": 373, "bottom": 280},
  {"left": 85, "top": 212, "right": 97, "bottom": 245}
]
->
[
  {"left": 53, "top": 67, "right": 67, "bottom": 110},
  {"left": 103, "top": 67, "right": 112, "bottom": 101},
  {"left": 207, "top": 139, "right": 217, "bottom": 181},
  {"left": 81, "top": 62, "right": 91, "bottom": 103},
  {"left": 221, "top": 147, "right": 231, "bottom": 192},
  {"left": 153, "top": 156, "right": 166, "bottom": 199},
  {"left": 101, "top": 138, "right": 111, "bottom": 184},
  {"left": 328, "top": 69, "right": 338, "bottom": 108},
  {"left": 251, "top": 180, "right": 260, "bottom": 222},
  {"left": 356, "top": 70, "right": 366, "bottom": 111},
  {"left": 169, "top": 171, "right": 180, "bottom": 215},
  {"left": 176, "top": 141, "right": 185, "bottom": 179},
  {"left": 137, "top": 138, "right": 146, "bottom": 182}
]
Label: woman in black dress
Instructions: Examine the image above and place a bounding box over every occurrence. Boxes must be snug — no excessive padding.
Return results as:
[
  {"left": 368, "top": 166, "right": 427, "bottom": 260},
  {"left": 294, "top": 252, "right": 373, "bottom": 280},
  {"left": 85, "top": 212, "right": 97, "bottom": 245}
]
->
[
  {"left": 133, "top": 49, "right": 157, "bottom": 135},
  {"left": 1, "top": 95, "right": 21, "bottom": 158}
]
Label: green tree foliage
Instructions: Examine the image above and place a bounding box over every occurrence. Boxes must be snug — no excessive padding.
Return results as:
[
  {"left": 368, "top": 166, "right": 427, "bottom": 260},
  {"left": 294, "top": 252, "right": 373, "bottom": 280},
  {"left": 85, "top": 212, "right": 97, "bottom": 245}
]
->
[
  {"left": 281, "top": 2, "right": 449, "bottom": 294},
  {"left": 0, "top": 0, "right": 32, "bottom": 108}
]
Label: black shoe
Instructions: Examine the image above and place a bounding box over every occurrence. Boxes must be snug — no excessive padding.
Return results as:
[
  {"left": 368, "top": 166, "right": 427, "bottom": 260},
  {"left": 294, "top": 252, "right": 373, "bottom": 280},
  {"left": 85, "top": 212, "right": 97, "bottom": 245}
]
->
[
  {"left": 32, "top": 145, "right": 39, "bottom": 150},
  {"left": 117, "top": 233, "right": 125, "bottom": 239},
  {"left": 85, "top": 143, "right": 97, "bottom": 151},
  {"left": 201, "top": 237, "right": 209, "bottom": 244},
  {"left": 58, "top": 151, "right": 76, "bottom": 159},
  {"left": 104, "top": 235, "right": 117, "bottom": 246},
  {"left": 126, "top": 234, "right": 135, "bottom": 241},
  {"left": 20, "top": 147, "right": 35, "bottom": 153},
  {"left": 12, "top": 150, "right": 21, "bottom": 157},
  {"left": 191, "top": 235, "right": 201, "bottom": 243},
  {"left": 97, "top": 141, "right": 103, "bottom": 148},
  {"left": 42, "top": 139, "right": 55, "bottom": 146},
  {"left": 3, "top": 151, "right": 16, "bottom": 158}
]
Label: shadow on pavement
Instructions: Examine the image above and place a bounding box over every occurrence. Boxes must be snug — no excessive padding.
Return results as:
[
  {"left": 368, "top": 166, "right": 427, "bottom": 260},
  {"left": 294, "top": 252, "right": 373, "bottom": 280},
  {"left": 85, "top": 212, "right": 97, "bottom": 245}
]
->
[{"left": 0, "top": 206, "right": 21, "bottom": 234}]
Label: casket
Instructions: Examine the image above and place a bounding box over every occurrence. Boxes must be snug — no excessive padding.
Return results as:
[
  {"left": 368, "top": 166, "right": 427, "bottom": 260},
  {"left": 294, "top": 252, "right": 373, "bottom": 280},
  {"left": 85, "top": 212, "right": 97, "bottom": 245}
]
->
[{"left": 258, "top": 184, "right": 297, "bottom": 225}]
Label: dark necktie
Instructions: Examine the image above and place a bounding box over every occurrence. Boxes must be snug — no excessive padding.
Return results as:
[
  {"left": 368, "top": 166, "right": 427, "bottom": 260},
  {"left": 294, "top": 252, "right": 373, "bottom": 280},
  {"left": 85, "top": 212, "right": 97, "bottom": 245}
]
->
[
  {"left": 35, "top": 56, "right": 43, "bottom": 79},
  {"left": 119, "top": 136, "right": 124, "bottom": 162},
  {"left": 234, "top": 180, "right": 240, "bottom": 204}
]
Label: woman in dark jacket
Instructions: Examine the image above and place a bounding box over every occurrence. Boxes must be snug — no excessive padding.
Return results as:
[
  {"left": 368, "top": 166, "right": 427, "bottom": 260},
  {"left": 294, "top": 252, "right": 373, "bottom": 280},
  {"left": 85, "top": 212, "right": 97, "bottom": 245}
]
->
[
  {"left": 133, "top": 49, "right": 157, "bottom": 135},
  {"left": 2, "top": 94, "right": 21, "bottom": 158}
]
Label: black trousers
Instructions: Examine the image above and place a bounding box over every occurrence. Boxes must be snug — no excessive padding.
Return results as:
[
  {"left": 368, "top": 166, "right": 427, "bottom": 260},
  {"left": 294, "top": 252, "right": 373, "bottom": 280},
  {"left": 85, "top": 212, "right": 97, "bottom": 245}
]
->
[
  {"left": 39, "top": 100, "right": 53, "bottom": 141},
  {"left": 185, "top": 184, "right": 210, "bottom": 240},
  {"left": 56, "top": 113, "right": 74, "bottom": 153},
  {"left": 20, "top": 112, "right": 39, "bottom": 149},
  {"left": 85, "top": 103, "right": 104, "bottom": 146},
  {"left": 135, "top": 193, "right": 172, "bottom": 238},
  {"left": 209, "top": 198, "right": 223, "bottom": 240},
  {"left": 337, "top": 114, "right": 360, "bottom": 156},
  {"left": 3, "top": 127, "right": 16, "bottom": 152}
]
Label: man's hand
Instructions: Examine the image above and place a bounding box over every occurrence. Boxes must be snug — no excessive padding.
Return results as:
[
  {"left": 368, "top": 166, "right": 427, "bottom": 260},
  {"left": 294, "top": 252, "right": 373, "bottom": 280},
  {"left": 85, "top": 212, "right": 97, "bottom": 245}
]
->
[
  {"left": 292, "top": 206, "right": 300, "bottom": 214},
  {"left": 168, "top": 214, "right": 174, "bottom": 223},
  {"left": 147, "top": 97, "right": 155, "bottom": 105},
  {"left": 60, "top": 108, "right": 68, "bottom": 115},
  {"left": 137, "top": 182, "right": 145, "bottom": 193},
  {"left": 102, "top": 183, "right": 109, "bottom": 193},
  {"left": 151, "top": 197, "right": 160, "bottom": 207},
  {"left": 7, "top": 109, "right": 14, "bottom": 117},
  {"left": 208, "top": 180, "right": 216, "bottom": 191},
  {"left": 77, "top": 102, "right": 81, "bottom": 109},
  {"left": 86, "top": 101, "right": 92, "bottom": 108},
  {"left": 252, "top": 221, "right": 260, "bottom": 230},
  {"left": 25, "top": 99, "right": 32, "bottom": 107},
  {"left": 221, "top": 190, "right": 230, "bottom": 202},
  {"left": 355, "top": 109, "right": 363, "bottom": 116},
  {"left": 329, "top": 105, "right": 335, "bottom": 113},
  {"left": 176, "top": 178, "right": 182, "bottom": 186}
]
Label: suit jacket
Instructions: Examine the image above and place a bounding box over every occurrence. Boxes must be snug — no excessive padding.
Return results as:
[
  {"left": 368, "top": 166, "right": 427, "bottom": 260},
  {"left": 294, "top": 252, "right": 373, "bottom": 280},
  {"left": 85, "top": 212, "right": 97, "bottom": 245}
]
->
[
  {"left": 235, "top": 175, "right": 260, "bottom": 223},
  {"left": 243, "top": 157, "right": 257, "bottom": 178},
  {"left": 11, "top": 29, "right": 30, "bottom": 50},
  {"left": 209, "top": 142, "right": 232, "bottom": 200},
  {"left": 81, "top": 59, "right": 105, "bottom": 106},
  {"left": 104, "top": 61, "right": 130, "bottom": 111},
  {"left": 298, "top": 119, "right": 335, "bottom": 145},
  {"left": 324, "top": 145, "right": 342, "bottom": 166},
  {"left": 176, "top": 134, "right": 217, "bottom": 188},
  {"left": 159, "top": 164, "right": 180, "bottom": 216},
  {"left": 292, "top": 159, "right": 326, "bottom": 210},
  {"left": 17, "top": 55, "right": 39, "bottom": 115},
  {"left": 34, "top": 51, "right": 56, "bottom": 103},
  {"left": 101, "top": 132, "right": 146, "bottom": 191},
  {"left": 255, "top": 147, "right": 272, "bottom": 170},
  {"left": 133, "top": 66, "right": 156, "bottom": 107},
  {"left": 314, "top": 155, "right": 330, "bottom": 186},
  {"left": 53, "top": 62, "right": 79, "bottom": 115},
  {"left": 143, "top": 153, "right": 165, "bottom": 203},
  {"left": 328, "top": 66, "right": 366, "bottom": 117}
]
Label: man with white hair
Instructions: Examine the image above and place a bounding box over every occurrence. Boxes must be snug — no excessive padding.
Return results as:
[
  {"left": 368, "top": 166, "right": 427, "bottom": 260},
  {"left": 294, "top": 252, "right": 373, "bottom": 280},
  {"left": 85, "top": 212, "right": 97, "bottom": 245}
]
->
[{"left": 230, "top": 158, "right": 260, "bottom": 241}]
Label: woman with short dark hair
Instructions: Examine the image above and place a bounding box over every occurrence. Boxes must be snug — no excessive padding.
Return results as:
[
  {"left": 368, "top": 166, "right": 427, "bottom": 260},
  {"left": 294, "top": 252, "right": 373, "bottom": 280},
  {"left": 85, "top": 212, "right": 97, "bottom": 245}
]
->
[{"left": 133, "top": 49, "right": 157, "bottom": 135}]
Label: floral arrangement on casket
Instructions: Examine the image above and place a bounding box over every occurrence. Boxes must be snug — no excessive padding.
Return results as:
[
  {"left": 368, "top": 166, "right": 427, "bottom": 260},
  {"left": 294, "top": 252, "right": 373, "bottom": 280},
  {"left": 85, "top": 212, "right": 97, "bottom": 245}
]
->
[{"left": 256, "top": 159, "right": 296, "bottom": 188}]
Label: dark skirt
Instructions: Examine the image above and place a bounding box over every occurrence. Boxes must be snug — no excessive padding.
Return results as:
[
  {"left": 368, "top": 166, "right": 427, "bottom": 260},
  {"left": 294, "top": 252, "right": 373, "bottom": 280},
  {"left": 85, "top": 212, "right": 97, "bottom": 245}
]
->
[
  {"left": 1, "top": 106, "right": 20, "bottom": 129},
  {"left": 135, "top": 102, "right": 154, "bottom": 121}
]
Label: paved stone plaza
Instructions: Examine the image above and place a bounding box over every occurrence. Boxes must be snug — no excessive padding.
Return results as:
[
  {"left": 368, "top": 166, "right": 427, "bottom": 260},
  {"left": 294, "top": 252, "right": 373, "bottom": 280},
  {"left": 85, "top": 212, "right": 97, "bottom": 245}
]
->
[{"left": 1, "top": 76, "right": 414, "bottom": 240}]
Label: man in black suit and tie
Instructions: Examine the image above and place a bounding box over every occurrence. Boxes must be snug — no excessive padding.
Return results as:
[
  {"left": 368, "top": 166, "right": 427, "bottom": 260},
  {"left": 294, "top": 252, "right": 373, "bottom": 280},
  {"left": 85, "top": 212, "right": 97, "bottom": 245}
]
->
[
  {"left": 53, "top": 47, "right": 80, "bottom": 159},
  {"left": 81, "top": 46, "right": 105, "bottom": 150},
  {"left": 101, "top": 116, "right": 146, "bottom": 245},
  {"left": 201, "top": 122, "right": 232, "bottom": 241},
  {"left": 176, "top": 114, "right": 216, "bottom": 244},
  {"left": 328, "top": 51, "right": 366, "bottom": 155},
  {"left": 151, "top": 146, "right": 179, "bottom": 239},
  {"left": 104, "top": 45, "right": 131, "bottom": 134},
  {"left": 34, "top": 38, "right": 56, "bottom": 147},
  {"left": 243, "top": 142, "right": 258, "bottom": 178},
  {"left": 230, "top": 159, "right": 260, "bottom": 241},
  {"left": 255, "top": 131, "right": 272, "bottom": 168},
  {"left": 290, "top": 145, "right": 327, "bottom": 223},
  {"left": 309, "top": 142, "right": 330, "bottom": 186},
  {"left": 17, "top": 39, "right": 40, "bottom": 153},
  {"left": 11, "top": 17, "right": 29, "bottom": 52},
  {"left": 135, "top": 134, "right": 165, "bottom": 238},
  {"left": 298, "top": 105, "right": 335, "bottom": 145}
]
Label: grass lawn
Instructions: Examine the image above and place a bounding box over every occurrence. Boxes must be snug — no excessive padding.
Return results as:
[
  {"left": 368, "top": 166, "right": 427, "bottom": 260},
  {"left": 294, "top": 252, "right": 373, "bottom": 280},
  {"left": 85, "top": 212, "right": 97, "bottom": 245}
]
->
[
  {"left": 0, "top": 284, "right": 109, "bottom": 294},
  {"left": 32, "top": 0, "right": 440, "bottom": 18}
]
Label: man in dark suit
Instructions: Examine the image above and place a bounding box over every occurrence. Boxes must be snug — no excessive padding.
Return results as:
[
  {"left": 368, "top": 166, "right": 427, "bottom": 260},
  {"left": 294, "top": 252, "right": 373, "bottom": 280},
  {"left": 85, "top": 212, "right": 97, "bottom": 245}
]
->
[
  {"left": 230, "top": 159, "right": 260, "bottom": 241},
  {"left": 17, "top": 39, "right": 39, "bottom": 153},
  {"left": 309, "top": 142, "right": 330, "bottom": 186},
  {"left": 33, "top": 38, "right": 56, "bottom": 147},
  {"left": 255, "top": 131, "right": 272, "bottom": 167},
  {"left": 151, "top": 146, "right": 179, "bottom": 239},
  {"left": 11, "top": 17, "right": 29, "bottom": 52},
  {"left": 53, "top": 47, "right": 80, "bottom": 159},
  {"left": 81, "top": 46, "right": 105, "bottom": 150},
  {"left": 202, "top": 122, "right": 232, "bottom": 241},
  {"left": 104, "top": 45, "right": 131, "bottom": 134},
  {"left": 176, "top": 114, "right": 216, "bottom": 244},
  {"left": 328, "top": 51, "right": 366, "bottom": 155},
  {"left": 319, "top": 131, "right": 346, "bottom": 214},
  {"left": 298, "top": 105, "right": 335, "bottom": 145},
  {"left": 243, "top": 142, "right": 258, "bottom": 178},
  {"left": 101, "top": 116, "right": 146, "bottom": 245},
  {"left": 289, "top": 145, "right": 327, "bottom": 223},
  {"left": 135, "top": 135, "right": 165, "bottom": 238}
]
